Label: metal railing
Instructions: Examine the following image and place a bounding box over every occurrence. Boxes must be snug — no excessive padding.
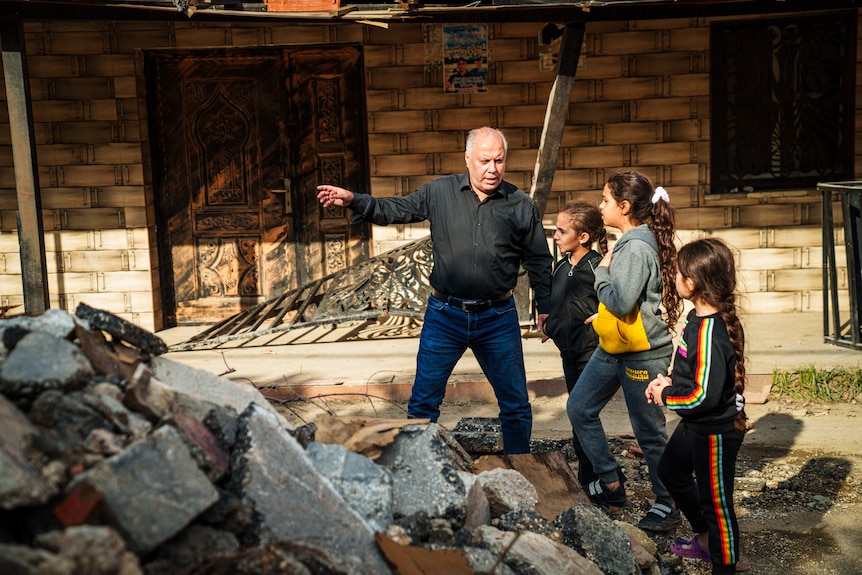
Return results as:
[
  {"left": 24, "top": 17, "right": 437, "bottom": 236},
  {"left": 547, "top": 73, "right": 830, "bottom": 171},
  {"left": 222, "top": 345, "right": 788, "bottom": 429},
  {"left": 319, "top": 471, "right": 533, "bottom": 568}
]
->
[{"left": 820, "top": 181, "right": 862, "bottom": 350}]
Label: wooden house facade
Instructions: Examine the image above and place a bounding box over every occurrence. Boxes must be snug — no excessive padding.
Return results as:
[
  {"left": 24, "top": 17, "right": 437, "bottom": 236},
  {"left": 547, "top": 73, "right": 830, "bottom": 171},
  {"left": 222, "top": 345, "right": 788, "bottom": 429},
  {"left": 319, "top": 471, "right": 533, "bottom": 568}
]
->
[{"left": 0, "top": 0, "right": 859, "bottom": 332}]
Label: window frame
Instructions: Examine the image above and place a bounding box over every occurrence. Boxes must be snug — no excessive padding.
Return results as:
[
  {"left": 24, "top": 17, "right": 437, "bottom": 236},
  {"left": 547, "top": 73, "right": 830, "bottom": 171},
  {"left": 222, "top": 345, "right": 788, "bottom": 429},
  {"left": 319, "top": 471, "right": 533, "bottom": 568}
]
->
[{"left": 709, "top": 12, "right": 857, "bottom": 196}]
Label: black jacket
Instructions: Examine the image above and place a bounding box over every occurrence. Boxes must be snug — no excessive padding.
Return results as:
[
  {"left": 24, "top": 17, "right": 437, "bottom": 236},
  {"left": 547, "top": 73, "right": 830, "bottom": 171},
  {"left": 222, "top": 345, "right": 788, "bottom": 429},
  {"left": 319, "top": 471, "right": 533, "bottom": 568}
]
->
[
  {"left": 348, "top": 172, "right": 553, "bottom": 312},
  {"left": 662, "top": 310, "right": 742, "bottom": 434},
  {"left": 544, "top": 250, "right": 602, "bottom": 354}
]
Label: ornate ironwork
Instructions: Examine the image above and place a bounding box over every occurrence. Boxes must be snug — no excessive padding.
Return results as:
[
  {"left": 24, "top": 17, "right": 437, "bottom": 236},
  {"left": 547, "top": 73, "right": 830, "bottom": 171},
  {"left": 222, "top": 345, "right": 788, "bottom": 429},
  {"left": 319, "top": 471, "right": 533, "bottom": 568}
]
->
[
  {"left": 170, "top": 236, "right": 433, "bottom": 351},
  {"left": 710, "top": 13, "right": 855, "bottom": 193}
]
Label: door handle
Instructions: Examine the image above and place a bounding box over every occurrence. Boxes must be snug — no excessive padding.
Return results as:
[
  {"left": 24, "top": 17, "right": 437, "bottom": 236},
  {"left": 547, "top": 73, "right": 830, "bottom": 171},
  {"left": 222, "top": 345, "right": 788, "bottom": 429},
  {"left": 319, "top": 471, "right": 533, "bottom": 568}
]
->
[{"left": 270, "top": 178, "right": 292, "bottom": 215}]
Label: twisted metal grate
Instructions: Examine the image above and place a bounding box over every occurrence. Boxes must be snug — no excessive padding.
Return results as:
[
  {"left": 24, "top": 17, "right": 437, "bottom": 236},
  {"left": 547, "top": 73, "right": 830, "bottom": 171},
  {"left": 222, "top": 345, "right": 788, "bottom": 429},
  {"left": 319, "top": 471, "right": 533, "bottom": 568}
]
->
[{"left": 169, "top": 237, "right": 433, "bottom": 351}]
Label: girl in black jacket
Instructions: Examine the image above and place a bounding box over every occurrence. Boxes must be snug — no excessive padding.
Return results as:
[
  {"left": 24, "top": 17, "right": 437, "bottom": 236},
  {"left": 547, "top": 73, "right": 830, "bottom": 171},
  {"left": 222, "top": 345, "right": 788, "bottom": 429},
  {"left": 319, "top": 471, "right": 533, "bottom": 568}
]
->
[{"left": 543, "top": 201, "right": 607, "bottom": 487}]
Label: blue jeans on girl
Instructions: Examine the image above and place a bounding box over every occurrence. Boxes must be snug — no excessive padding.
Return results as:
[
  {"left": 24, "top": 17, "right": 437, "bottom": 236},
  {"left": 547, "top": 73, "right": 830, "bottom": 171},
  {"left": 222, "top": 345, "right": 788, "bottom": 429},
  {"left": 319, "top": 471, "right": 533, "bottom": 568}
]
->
[{"left": 566, "top": 346, "right": 673, "bottom": 503}]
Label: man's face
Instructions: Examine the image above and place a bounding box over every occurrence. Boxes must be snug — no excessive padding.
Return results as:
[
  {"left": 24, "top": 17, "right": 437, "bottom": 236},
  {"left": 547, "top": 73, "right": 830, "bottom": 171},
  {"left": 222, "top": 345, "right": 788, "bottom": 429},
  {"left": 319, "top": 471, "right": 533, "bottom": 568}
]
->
[
  {"left": 457, "top": 59, "right": 468, "bottom": 74},
  {"left": 465, "top": 132, "right": 506, "bottom": 195}
]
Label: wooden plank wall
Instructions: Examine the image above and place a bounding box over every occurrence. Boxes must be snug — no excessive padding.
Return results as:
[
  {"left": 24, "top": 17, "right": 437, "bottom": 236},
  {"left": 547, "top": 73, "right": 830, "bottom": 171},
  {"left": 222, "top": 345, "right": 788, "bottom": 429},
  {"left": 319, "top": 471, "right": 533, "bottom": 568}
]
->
[
  {"left": 363, "top": 15, "right": 858, "bottom": 315},
  {"left": 0, "top": 21, "right": 156, "bottom": 327},
  {"left": 0, "top": 12, "right": 858, "bottom": 331}
]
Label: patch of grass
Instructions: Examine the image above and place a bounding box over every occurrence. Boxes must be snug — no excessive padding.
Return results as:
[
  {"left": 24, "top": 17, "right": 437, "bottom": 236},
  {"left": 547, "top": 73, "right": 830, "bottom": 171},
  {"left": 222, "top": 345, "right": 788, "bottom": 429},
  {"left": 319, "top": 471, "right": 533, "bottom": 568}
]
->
[{"left": 771, "top": 365, "right": 862, "bottom": 403}]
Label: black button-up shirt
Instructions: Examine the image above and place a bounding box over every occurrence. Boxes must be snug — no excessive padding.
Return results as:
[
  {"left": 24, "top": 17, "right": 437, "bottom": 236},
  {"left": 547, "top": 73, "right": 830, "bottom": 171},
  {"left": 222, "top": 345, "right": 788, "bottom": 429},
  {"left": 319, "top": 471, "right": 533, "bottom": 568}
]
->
[{"left": 349, "top": 172, "right": 553, "bottom": 313}]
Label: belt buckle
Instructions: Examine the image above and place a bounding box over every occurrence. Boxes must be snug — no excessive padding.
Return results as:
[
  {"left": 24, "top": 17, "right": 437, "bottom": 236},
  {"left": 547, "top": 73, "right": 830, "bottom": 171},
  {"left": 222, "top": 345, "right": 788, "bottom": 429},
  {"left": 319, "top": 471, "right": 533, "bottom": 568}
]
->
[{"left": 461, "top": 300, "right": 485, "bottom": 312}]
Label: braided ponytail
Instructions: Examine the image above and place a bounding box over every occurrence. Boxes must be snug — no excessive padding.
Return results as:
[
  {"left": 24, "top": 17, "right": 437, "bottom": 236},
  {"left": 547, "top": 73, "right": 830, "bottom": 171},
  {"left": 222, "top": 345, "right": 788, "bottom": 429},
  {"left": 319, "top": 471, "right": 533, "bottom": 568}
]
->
[{"left": 720, "top": 296, "right": 750, "bottom": 434}]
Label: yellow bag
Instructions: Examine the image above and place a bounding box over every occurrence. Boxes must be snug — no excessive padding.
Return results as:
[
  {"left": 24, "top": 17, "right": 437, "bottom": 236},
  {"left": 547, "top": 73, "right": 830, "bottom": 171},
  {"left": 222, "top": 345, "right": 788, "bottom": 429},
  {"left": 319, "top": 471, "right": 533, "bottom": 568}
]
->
[{"left": 592, "top": 302, "right": 651, "bottom": 354}]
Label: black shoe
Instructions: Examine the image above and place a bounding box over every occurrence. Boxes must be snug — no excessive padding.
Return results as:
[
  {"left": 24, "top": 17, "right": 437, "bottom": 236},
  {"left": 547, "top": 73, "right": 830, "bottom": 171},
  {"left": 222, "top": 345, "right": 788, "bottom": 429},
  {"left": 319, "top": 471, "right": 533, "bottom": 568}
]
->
[
  {"left": 585, "top": 479, "right": 627, "bottom": 508},
  {"left": 637, "top": 502, "right": 682, "bottom": 532}
]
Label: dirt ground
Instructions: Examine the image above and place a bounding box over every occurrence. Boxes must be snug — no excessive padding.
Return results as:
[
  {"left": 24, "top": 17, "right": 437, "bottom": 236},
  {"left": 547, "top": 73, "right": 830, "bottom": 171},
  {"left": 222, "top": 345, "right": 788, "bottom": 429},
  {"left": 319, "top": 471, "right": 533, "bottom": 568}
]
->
[{"left": 274, "top": 393, "right": 862, "bottom": 575}]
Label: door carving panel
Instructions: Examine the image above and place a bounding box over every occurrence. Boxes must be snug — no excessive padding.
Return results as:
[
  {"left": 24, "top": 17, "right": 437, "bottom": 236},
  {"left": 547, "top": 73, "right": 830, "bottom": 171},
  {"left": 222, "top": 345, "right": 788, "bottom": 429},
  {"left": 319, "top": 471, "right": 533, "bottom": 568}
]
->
[{"left": 147, "top": 46, "right": 369, "bottom": 326}]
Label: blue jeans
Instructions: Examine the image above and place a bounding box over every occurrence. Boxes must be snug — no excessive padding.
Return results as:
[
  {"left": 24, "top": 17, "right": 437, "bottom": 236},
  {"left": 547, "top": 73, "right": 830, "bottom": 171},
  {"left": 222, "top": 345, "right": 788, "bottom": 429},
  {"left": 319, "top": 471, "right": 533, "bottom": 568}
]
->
[
  {"left": 566, "top": 346, "right": 672, "bottom": 502},
  {"left": 408, "top": 294, "right": 532, "bottom": 454},
  {"left": 561, "top": 347, "right": 599, "bottom": 486}
]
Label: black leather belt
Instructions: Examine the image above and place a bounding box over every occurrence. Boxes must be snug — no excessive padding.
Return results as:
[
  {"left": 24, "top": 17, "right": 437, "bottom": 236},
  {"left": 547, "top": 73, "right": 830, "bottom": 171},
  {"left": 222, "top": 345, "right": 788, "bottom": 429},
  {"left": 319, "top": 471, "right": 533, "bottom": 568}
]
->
[{"left": 432, "top": 289, "right": 513, "bottom": 312}]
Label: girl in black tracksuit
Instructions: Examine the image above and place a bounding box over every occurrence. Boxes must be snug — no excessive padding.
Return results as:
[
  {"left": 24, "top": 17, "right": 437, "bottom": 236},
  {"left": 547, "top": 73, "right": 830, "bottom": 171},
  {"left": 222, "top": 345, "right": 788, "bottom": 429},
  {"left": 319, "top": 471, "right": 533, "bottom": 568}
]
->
[
  {"left": 543, "top": 201, "right": 607, "bottom": 487},
  {"left": 646, "top": 238, "right": 750, "bottom": 575}
]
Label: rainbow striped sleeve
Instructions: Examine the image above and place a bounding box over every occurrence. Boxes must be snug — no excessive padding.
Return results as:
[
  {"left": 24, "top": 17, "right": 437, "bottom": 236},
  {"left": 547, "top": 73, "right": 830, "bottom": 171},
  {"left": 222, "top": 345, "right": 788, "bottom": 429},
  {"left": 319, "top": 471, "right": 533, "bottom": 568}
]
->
[{"left": 666, "top": 317, "right": 714, "bottom": 409}]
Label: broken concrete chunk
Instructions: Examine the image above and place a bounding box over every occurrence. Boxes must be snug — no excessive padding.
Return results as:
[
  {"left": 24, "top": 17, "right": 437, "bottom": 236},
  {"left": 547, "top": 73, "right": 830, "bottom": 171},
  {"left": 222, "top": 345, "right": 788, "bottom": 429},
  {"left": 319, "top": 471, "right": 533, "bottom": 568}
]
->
[
  {"left": 0, "top": 543, "right": 75, "bottom": 575},
  {"left": 375, "top": 423, "right": 469, "bottom": 525},
  {"left": 0, "top": 331, "right": 93, "bottom": 404},
  {"left": 77, "top": 386, "right": 152, "bottom": 440},
  {"left": 427, "top": 517, "right": 455, "bottom": 545},
  {"left": 461, "top": 546, "right": 518, "bottom": 575},
  {"left": 183, "top": 541, "right": 352, "bottom": 575},
  {"left": 169, "top": 404, "right": 230, "bottom": 482},
  {"left": 139, "top": 524, "right": 238, "bottom": 575},
  {"left": 0, "top": 394, "right": 58, "bottom": 509},
  {"left": 614, "top": 520, "right": 658, "bottom": 571},
  {"left": 83, "top": 428, "right": 125, "bottom": 455},
  {"left": 449, "top": 417, "right": 504, "bottom": 454},
  {"left": 123, "top": 363, "right": 175, "bottom": 421},
  {"left": 553, "top": 504, "right": 640, "bottom": 575},
  {"left": 457, "top": 471, "right": 491, "bottom": 533},
  {"left": 41, "top": 460, "right": 69, "bottom": 490},
  {"left": 68, "top": 425, "right": 219, "bottom": 554},
  {"left": 313, "top": 415, "right": 430, "bottom": 460},
  {"left": 232, "top": 403, "right": 391, "bottom": 575},
  {"left": 75, "top": 303, "right": 167, "bottom": 356},
  {"left": 149, "top": 356, "right": 293, "bottom": 431},
  {"left": 472, "top": 525, "right": 603, "bottom": 575},
  {"left": 307, "top": 442, "right": 394, "bottom": 532},
  {"left": 0, "top": 309, "right": 77, "bottom": 354},
  {"left": 495, "top": 509, "right": 561, "bottom": 542},
  {"left": 472, "top": 451, "right": 591, "bottom": 520},
  {"left": 30, "top": 390, "right": 116, "bottom": 452},
  {"left": 34, "top": 525, "right": 143, "bottom": 575},
  {"left": 475, "top": 467, "right": 539, "bottom": 518}
]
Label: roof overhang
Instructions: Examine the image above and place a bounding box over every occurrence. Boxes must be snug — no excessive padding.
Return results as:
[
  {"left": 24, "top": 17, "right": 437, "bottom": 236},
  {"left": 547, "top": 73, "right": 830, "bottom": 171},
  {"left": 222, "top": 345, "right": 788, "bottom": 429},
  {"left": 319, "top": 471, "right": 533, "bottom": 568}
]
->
[{"left": 0, "top": 0, "right": 858, "bottom": 24}]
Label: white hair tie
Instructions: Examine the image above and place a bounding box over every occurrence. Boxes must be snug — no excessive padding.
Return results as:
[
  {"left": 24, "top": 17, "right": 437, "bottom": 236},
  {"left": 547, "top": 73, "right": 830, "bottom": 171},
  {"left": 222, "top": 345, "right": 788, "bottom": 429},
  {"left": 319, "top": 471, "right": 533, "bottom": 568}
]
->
[{"left": 651, "top": 186, "right": 669, "bottom": 204}]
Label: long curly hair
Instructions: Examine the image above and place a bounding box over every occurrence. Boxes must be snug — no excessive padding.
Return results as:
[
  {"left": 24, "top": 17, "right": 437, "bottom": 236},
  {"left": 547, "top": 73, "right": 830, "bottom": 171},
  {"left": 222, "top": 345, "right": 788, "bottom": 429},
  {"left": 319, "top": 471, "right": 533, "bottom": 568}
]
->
[{"left": 605, "top": 171, "right": 682, "bottom": 330}]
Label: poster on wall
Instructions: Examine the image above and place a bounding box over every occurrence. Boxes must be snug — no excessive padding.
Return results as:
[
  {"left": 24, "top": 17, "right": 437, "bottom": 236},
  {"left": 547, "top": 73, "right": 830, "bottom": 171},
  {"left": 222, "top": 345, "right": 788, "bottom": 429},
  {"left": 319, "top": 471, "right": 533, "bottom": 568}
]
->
[
  {"left": 538, "top": 23, "right": 564, "bottom": 72},
  {"left": 443, "top": 24, "right": 488, "bottom": 93}
]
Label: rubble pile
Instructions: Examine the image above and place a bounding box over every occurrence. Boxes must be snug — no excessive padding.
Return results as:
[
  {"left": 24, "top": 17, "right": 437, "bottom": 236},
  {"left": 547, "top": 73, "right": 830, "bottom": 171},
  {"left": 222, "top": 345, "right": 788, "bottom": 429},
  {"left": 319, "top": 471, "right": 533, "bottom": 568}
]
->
[{"left": 0, "top": 305, "right": 663, "bottom": 575}]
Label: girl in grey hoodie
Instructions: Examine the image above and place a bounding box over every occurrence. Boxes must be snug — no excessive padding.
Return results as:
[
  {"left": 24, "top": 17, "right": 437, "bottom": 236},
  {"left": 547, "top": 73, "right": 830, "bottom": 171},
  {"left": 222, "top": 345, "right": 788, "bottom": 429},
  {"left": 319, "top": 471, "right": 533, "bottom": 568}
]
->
[{"left": 567, "top": 171, "right": 684, "bottom": 532}]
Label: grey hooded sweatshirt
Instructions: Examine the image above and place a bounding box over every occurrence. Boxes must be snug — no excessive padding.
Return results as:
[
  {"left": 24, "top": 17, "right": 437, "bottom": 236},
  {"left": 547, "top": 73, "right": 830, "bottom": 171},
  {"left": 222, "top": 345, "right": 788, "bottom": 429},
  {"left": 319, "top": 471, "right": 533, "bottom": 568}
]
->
[{"left": 592, "top": 224, "right": 674, "bottom": 358}]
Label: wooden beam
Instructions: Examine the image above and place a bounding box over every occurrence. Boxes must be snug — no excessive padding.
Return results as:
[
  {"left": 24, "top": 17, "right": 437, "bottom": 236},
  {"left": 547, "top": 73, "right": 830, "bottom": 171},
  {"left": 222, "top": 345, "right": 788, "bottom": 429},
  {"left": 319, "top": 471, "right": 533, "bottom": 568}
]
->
[
  {"left": 1, "top": 21, "right": 49, "bottom": 315},
  {"left": 529, "top": 23, "right": 585, "bottom": 219}
]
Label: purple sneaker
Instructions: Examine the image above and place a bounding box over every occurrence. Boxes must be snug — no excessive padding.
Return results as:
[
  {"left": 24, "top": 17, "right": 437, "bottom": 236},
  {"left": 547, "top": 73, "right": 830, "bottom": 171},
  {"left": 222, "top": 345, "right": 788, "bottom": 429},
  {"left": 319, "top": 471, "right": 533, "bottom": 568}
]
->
[{"left": 670, "top": 536, "right": 710, "bottom": 561}]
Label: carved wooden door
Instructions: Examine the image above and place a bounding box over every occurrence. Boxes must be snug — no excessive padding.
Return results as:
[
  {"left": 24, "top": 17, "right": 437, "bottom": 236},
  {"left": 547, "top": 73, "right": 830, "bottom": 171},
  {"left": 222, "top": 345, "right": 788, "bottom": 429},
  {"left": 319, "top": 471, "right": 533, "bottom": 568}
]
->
[
  {"left": 147, "top": 46, "right": 368, "bottom": 326},
  {"left": 289, "top": 46, "right": 371, "bottom": 284}
]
